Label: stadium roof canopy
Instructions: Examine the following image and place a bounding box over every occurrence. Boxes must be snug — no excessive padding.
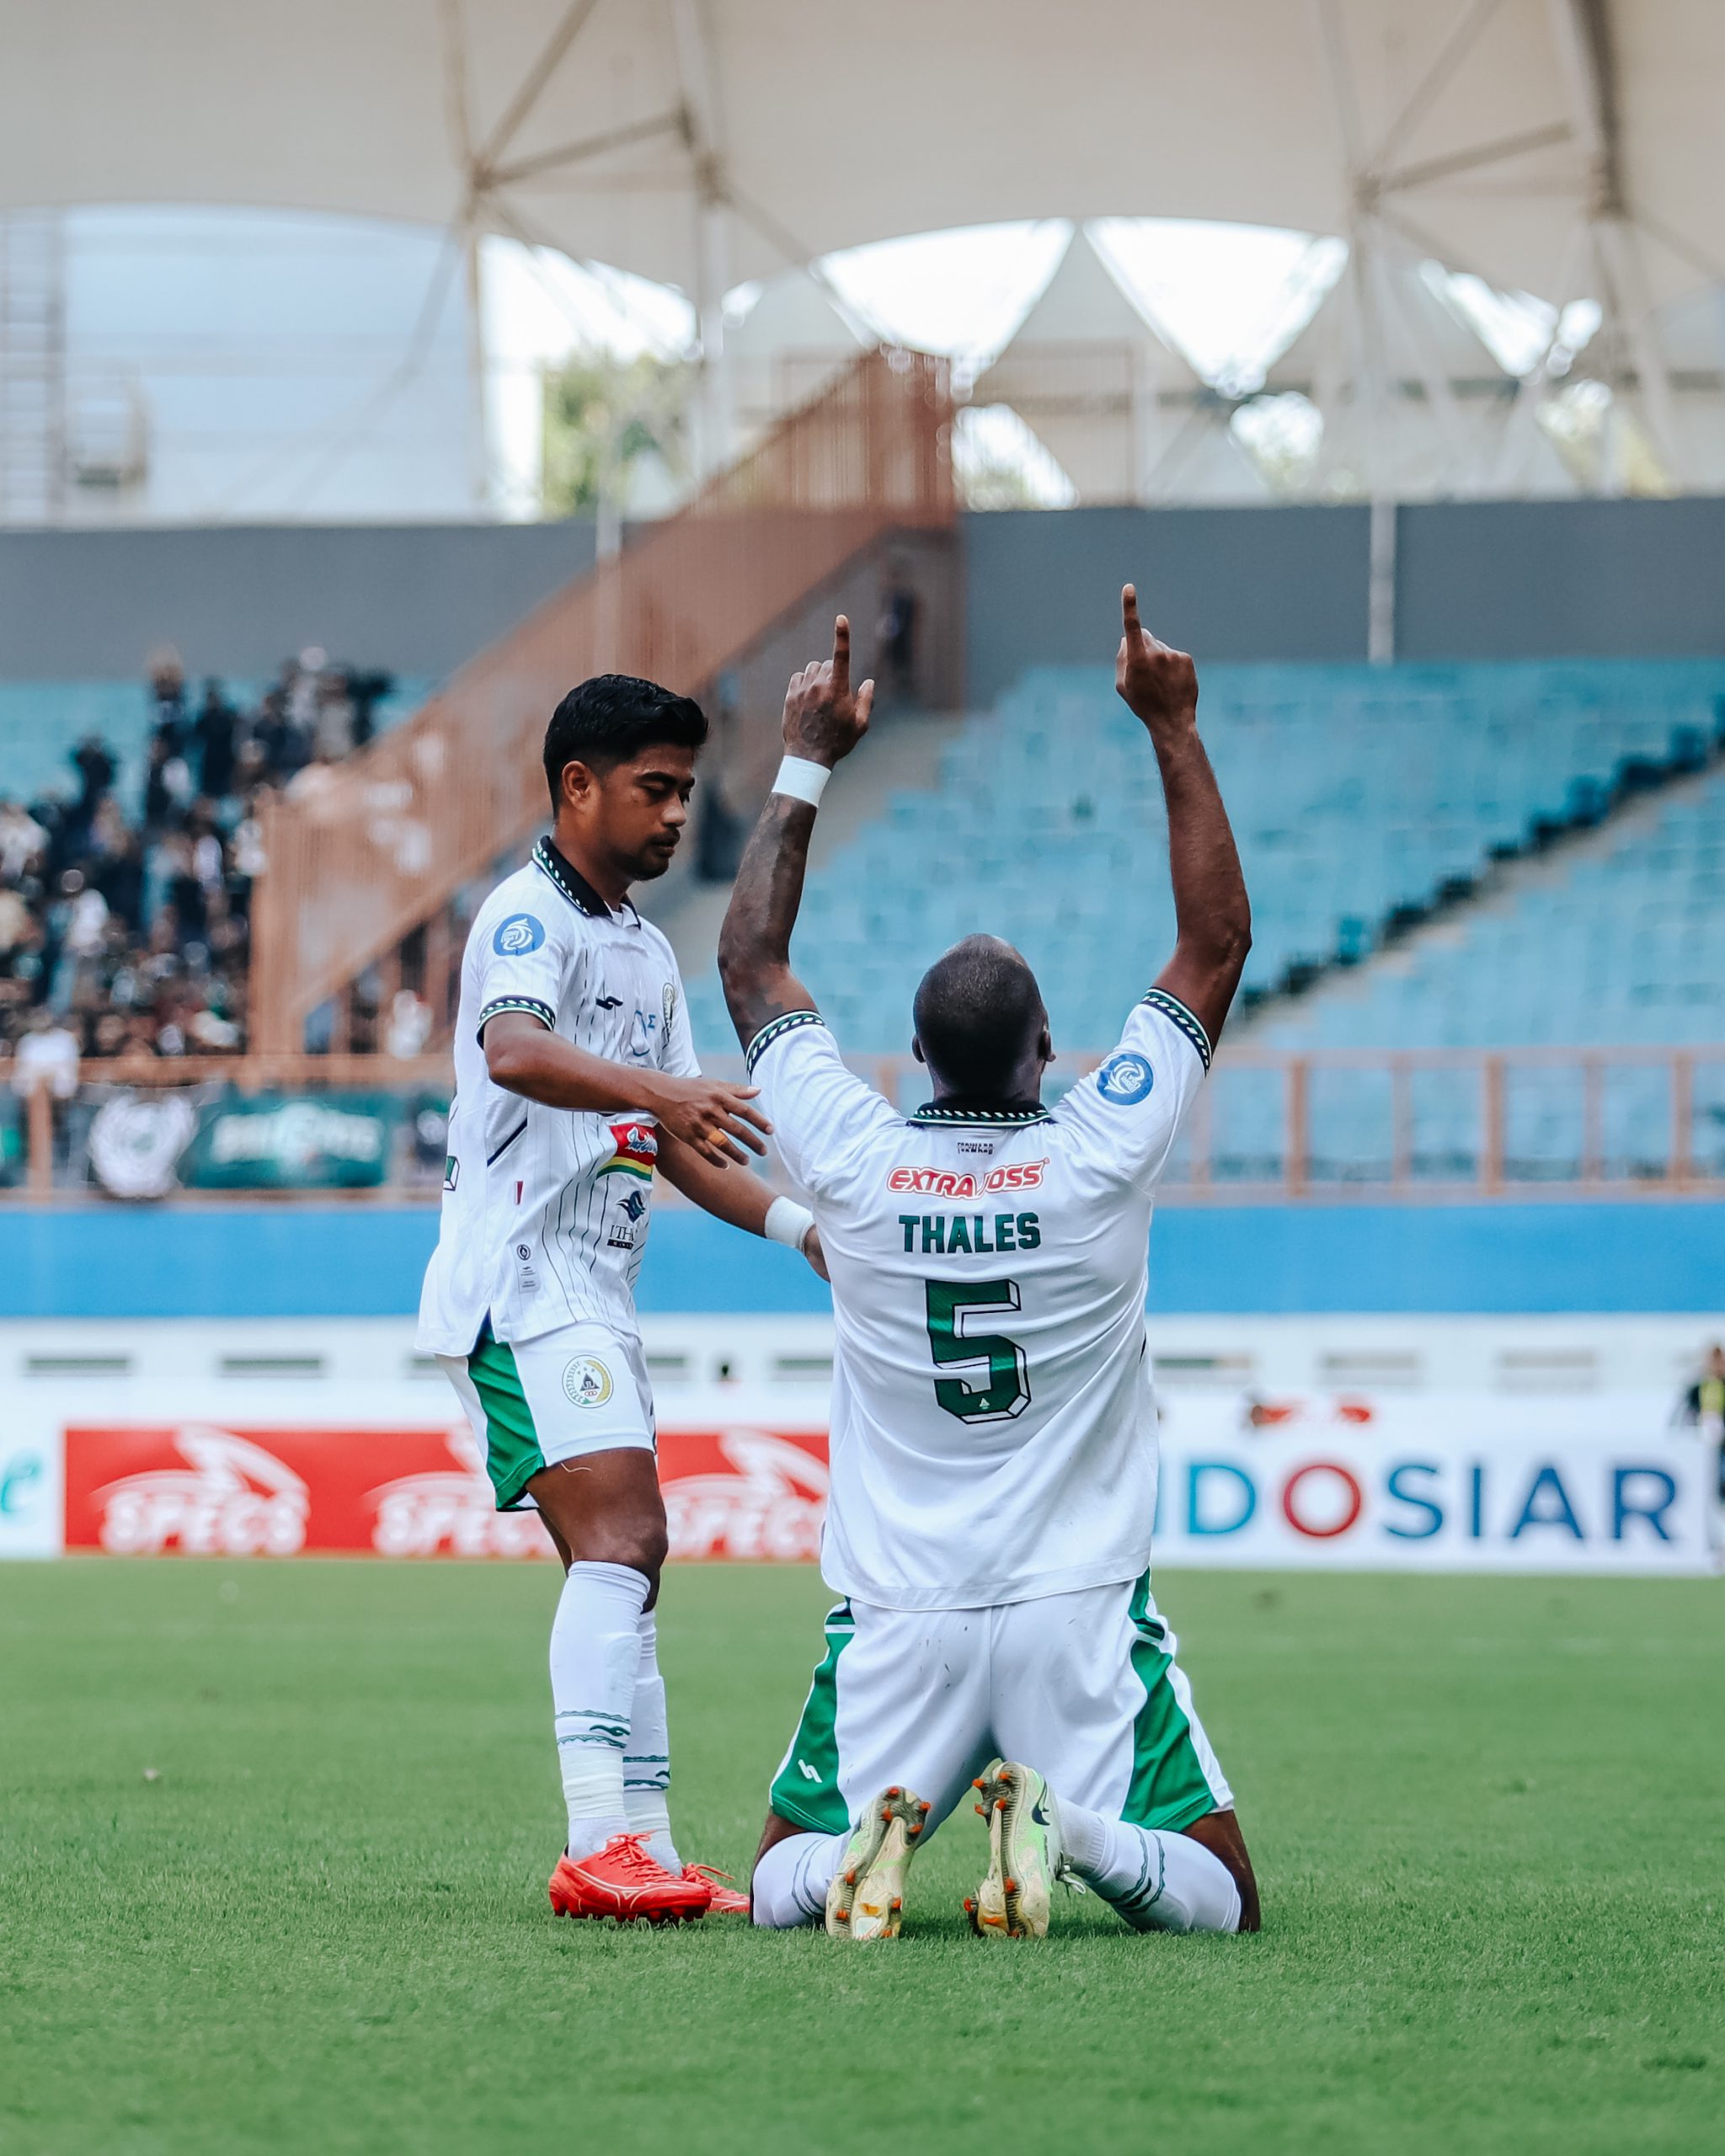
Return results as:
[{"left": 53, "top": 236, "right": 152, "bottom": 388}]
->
[{"left": 3, "top": 0, "right": 1718, "bottom": 320}]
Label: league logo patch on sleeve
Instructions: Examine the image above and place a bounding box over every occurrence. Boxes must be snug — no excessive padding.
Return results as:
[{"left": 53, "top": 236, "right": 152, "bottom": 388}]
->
[
  {"left": 1096, "top": 1050, "right": 1156, "bottom": 1106},
  {"left": 493, "top": 913, "right": 546, "bottom": 956}
]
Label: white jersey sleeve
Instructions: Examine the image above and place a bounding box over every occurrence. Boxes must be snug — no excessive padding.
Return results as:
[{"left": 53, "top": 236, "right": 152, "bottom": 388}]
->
[
  {"left": 744, "top": 1010, "right": 899, "bottom": 1198},
  {"left": 1054, "top": 986, "right": 1211, "bottom": 1192},
  {"left": 472, "top": 898, "right": 578, "bottom": 1040}
]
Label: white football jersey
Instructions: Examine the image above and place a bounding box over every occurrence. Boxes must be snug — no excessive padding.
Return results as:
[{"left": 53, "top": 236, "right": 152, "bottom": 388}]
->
[
  {"left": 748, "top": 990, "right": 1211, "bottom": 1610},
  {"left": 415, "top": 836, "right": 698, "bottom": 1356}
]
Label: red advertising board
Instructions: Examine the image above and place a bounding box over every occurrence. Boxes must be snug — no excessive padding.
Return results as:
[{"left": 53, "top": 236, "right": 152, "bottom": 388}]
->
[{"left": 61, "top": 1421, "right": 830, "bottom": 1561}]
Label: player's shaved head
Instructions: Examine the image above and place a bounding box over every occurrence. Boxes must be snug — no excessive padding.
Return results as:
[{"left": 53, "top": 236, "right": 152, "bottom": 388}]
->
[{"left": 913, "top": 935, "right": 1050, "bottom": 1101}]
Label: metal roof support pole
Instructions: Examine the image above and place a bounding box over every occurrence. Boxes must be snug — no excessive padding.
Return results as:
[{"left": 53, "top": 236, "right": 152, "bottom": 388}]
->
[
  {"left": 1548, "top": 0, "right": 1683, "bottom": 488},
  {"left": 673, "top": 0, "right": 735, "bottom": 479},
  {"left": 1368, "top": 219, "right": 1474, "bottom": 493},
  {"left": 1368, "top": 493, "right": 1397, "bottom": 666},
  {"left": 1491, "top": 215, "right": 1592, "bottom": 493},
  {"left": 1595, "top": 214, "right": 1683, "bottom": 485},
  {"left": 441, "top": 0, "right": 492, "bottom": 515},
  {"left": 461, "top": 213, "right": 491, "bottom": 515},
  {"left": 691, "top": 195, "right": 734, "bottom": 479}
]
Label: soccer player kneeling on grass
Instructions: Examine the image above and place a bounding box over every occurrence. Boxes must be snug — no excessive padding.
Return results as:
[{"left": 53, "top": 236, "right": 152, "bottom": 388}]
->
[
  {"left": 417, "top": 675, "right": 826, "bottom": 1925},
  {"left": 718, "top": 595, "right": 1260, "bottom": 1941}
]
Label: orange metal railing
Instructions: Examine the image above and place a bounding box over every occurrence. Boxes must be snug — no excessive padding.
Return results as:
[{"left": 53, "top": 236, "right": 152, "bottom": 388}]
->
[
  {"left": 14, "top": 1043, "right": 1724, "bottom": 1204},
  {"left": 248, "top": 350, "right": 953, "bottom": 1054}
]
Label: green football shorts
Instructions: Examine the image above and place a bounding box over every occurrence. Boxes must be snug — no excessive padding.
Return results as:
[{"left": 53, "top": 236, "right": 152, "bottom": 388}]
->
[
  {"left": 438, "top": 1321, "right": 655, "bottom": 1511},
  {"left": 769, "top": 1572, "right": 1232, "bottom": 1838}
]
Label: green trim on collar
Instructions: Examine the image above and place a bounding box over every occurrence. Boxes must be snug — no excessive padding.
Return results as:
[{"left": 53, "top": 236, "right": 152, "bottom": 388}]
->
[
  {"left": 906, "top": 1102, "right": 1053, "bottom": 1129},
  {"left": 531, "top": 835, "right": 633, "bottom": 921}
]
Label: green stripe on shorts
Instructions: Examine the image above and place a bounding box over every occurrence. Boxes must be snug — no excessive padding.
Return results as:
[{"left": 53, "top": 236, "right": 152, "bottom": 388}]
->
[
  {"left": 1121, "top": 1572, "right": 1219, "bottom": 1834},
  {"left": 767, "top": 1602, "right": 855, "bottom": 1833},
  {"left": 466, "top": 1334, "right": 547, "bottom": 1513}
]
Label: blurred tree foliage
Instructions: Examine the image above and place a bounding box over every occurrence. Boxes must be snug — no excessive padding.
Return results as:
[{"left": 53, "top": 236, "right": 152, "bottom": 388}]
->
[{"left": 541, "top": 351, "right": 693, "bottom": 517}]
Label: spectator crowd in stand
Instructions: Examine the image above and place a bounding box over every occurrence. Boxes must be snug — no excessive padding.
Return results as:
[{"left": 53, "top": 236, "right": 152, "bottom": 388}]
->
[{"left": 0, "top": 648, "right": 396, "bottom": 1072}]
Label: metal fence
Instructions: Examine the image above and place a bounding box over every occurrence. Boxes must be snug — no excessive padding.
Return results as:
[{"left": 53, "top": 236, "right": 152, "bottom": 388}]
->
[{"left": 8, "top": 1043, "right": 1723, "bottom": 1204}]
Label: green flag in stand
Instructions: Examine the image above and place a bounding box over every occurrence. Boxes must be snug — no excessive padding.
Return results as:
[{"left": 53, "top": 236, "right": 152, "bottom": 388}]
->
[{"left": 179, "top": 1092, "right": 401, "bottom": 1191}]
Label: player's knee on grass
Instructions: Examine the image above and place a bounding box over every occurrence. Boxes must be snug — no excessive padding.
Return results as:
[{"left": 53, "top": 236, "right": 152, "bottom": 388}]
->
[
  {"left": 751, "top": 1812, "right": 841, "bottom": 1929},
  {"left": 1183, "top": 1808, "right": 1261, "bottom": 1933},
  {"left": 754, "top": 1808, "right": 809, "bottom": 1875}
]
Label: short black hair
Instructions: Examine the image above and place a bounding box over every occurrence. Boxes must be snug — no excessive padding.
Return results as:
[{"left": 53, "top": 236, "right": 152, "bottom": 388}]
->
[
  {"left": 913, "top": 935, "right": 1046, "bottom": 1097},
  {"left": 542, "top": 674, "right": 708, "bottom": 809}
]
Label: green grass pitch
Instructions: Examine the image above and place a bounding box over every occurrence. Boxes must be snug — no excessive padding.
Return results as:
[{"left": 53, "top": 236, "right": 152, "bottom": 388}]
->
[{"left": 2, "top": 1560, "right": 1720, "bottom": 2156}]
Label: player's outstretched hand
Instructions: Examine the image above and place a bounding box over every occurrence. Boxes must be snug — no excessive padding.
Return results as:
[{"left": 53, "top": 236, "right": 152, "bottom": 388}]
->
[
  {"left": 1115, "top": 584, "right": 1198, "bottom": 734},
  {"left": 651, "top": 1075, "right": 772, "bottom": 1168},
  {"left": 782, "top": 616, "right": 874, "bottom": 769}
]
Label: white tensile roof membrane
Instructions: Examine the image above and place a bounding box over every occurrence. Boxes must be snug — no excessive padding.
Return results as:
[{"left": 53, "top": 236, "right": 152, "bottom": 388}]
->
[{"left": 0, "top": 0, "right": 1717, "bottom": 318}]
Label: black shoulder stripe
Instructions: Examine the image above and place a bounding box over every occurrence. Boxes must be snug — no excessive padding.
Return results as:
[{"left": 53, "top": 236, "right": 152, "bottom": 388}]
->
[
  {"left": 1141, "top": 988, "right": 1212, "bottom": 1073},
  {"left": 478, "top": 995, "right": 555, "bottom": 1046},
  {"left": 744, "top": 1009, "right": 825, "bottom": 1075}
]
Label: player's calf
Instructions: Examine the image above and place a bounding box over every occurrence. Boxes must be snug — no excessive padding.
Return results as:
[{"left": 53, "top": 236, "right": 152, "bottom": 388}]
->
[{"left": 1057, "top": 1797, "right": 1252, "bottom": 1935}]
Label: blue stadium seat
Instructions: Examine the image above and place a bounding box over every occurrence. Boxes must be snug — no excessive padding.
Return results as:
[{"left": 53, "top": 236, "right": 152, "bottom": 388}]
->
[{"left": 686, "top": 659, "right": 1725, "bottom": 1084}]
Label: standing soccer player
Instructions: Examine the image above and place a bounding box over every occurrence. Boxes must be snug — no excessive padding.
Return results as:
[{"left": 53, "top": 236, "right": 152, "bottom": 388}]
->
[
  {"left": 719, "top": 595, "right": 1261, "bottom": 1940},
  {"left": 418, "top": 674, "right": 825, "bottom": 1924}
]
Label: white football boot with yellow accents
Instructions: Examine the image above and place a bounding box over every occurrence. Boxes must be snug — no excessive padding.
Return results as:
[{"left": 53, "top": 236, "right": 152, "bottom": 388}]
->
[
  {"left": 965, "top": 1759, "right": 1067, "bottom": 1940},
  {"left": 825, "top": 1785, "right": 932, "bottom": 1940}
]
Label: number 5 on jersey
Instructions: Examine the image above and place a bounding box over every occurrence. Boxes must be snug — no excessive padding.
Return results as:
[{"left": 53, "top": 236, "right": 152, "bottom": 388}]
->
[{"left": 925, "top": 1279, "right": 1031, "bottom": 1423}]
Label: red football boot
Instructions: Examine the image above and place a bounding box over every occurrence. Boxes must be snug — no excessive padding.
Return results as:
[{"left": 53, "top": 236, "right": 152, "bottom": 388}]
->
[
  {"left": 548, "top": 1834, "right": 713, "bottom": 1924},
  {"left": 681, "top": 1864, "right": 750, "bottom": 1916}
]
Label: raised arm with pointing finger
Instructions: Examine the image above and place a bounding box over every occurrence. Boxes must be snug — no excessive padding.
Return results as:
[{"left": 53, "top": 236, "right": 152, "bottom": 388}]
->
[
  {"left": 718, "top": 615, "right": 874, "bottom": 1049},
  {"left": 1116, "top": 584, "right": 1252, "bottom": 1049}
]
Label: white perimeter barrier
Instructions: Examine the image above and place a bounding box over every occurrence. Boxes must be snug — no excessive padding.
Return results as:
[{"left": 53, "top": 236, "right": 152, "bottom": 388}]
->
[{"left": 0, "top": 1377, "right": 1715, "bottom": 1573}]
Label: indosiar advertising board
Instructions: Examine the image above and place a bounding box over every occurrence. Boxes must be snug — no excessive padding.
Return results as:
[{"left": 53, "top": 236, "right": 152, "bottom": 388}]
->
[
  {"left": 1, "top": 1386, "right": 1714, "bottom": 1572},
  {"left": 1151, "top": 1392, "right": 1712, "bottom": 1572}
]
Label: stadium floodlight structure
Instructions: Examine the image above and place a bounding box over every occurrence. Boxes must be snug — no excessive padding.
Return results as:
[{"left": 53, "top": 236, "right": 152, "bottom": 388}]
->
[{"left": 0, "top": 0, "right": 1718, "bottom": 512}]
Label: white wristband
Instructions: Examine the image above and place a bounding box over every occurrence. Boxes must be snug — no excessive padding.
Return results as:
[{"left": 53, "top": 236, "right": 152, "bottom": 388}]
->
[
  {"left": 772, "top": 755, "right": 830, "bottom": 808},
  {"left": 764, "top": 1195, "right": 815, "bottom": 1251}
]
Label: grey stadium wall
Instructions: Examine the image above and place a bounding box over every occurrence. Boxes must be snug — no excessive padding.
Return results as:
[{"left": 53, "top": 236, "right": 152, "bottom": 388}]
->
[
  {"left": 961, "top": 498, "right": 1725, "bottom": 707},
  {"left": 3, "top": 496, "right": 1725, "bottom": 693}
]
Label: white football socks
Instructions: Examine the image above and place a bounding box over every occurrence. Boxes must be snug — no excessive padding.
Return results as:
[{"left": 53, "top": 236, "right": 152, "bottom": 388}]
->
[
  {"left": 751, "top": 1830, "right": 847, "bottom": 1929},
  {"left": 622, "top": 1609, "right": 681, "bottom": 1874},
  {"left": 550, "top": 1560, "right": 649, "bottom": 1861},
  {"left": 1055, "top": 1796, "right": 1242, "bottom": 1934}
]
